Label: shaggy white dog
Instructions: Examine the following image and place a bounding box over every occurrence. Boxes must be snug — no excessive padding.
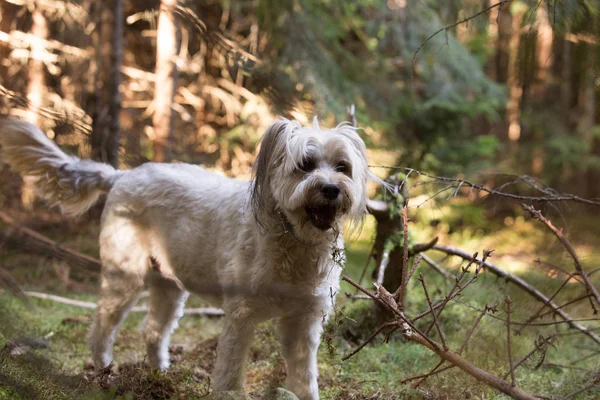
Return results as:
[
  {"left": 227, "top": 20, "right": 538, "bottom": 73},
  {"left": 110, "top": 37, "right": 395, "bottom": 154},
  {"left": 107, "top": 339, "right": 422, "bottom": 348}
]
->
[{"left": 0, "top": 117, "right": 380, "bottom": 400}]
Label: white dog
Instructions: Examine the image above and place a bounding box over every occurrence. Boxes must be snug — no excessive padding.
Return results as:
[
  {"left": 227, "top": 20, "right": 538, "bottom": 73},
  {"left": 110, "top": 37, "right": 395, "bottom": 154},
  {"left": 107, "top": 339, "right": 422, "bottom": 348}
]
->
[{"left": 0, "top": 117, "right": 380, "bottom": 400}]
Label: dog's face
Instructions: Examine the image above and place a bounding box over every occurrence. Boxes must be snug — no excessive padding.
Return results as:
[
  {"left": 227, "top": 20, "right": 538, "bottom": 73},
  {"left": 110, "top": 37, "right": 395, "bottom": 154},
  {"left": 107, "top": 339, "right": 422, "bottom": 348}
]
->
[{"left": 251, "top": 119, "right": 376, "bottom": 231}]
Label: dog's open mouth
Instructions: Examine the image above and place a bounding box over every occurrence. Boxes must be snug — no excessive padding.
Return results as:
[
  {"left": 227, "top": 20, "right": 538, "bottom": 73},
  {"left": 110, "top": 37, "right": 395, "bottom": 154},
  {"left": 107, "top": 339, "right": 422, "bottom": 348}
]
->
[{"left": 305, "top": 205, "right": 337, "bottom": 230}]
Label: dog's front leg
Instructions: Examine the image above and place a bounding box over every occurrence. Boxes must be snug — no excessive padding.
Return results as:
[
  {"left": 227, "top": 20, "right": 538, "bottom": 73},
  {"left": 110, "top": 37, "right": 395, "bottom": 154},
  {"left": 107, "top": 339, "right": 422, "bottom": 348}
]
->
[
  {"left": 279, "top": 314, "right": 323, "bottom": 400},
  {"left": 212, "top": 314, "right": 256, "bottom": 392}
]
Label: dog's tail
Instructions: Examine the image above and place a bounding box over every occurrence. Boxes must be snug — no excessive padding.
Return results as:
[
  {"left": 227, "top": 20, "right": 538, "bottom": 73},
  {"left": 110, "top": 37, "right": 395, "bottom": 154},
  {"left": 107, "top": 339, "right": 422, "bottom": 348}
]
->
[{"left": 0, "top": 117, "right": 124, "bottom": 216}]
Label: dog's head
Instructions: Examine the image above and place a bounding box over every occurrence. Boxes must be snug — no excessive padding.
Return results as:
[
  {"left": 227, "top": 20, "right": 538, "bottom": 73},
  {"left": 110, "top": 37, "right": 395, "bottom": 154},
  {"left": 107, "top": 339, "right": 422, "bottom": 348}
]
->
[{"left": 251, "top": 119, "right": 380, "bottom": 232}]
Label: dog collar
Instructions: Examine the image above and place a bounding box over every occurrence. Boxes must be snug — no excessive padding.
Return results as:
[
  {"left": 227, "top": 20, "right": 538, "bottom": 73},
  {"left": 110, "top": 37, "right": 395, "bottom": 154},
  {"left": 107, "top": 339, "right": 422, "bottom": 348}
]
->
[{"left": 276, "top": 208, "right": 316, "bottom": 247}]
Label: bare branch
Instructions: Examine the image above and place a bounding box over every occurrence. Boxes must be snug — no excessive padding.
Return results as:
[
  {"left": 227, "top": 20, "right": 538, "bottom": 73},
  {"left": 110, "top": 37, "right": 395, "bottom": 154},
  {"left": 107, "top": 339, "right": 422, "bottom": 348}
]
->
[
  {"left": 342, "top": 321, "right": 397, "bottom": 361},
  {"left": 560, "top": 375, "right": 600, "bottom": 400},
  {"left": 376, "top": 249, "right": 390, "bottom": 287},
  {"left": 503, "top": 336, "right": 555, "bottom": 380},
  {"left": 505, "top": 297, "right": 516, "bottom": 387},
  {"left": 343, "top": 278, "right": 540, "bottom": 400},
  {"left": 368, "top": 166, "right": 600, "bottom": 207},
  {"left": 0, "top": 211, "right": 101, "bottom": 275},
  {"left": 0, "top": 264, "right": 29, "bottom": 305},
  {"left": 458, "top": 304, "right": 494, "bottom": 355},
  {"left": 432, "top": 244, "right": 600, "bottom": 344},
  {"left": 516, "top": 274, "right": 574, "bottom": 335},
  {"left": 406, "top": 254, "right": 423, "bottom": 284},
  {"left": 412, "top": 1, "right": 510, "bottom": 66},
  {"left": 523, "top": 204, "right": 600, "bottom": 311},
  {"left": 394, "top": 206, "right": 410, "bottom": 306},
  {"left": 420, "top": 253, "right": 457, "bottom": 280},
  {"left": 400, "top": 362, "right": 455, "bottom": 385},
  {"left": 419, "top": 273, "right": 447, "bottom": 349}
]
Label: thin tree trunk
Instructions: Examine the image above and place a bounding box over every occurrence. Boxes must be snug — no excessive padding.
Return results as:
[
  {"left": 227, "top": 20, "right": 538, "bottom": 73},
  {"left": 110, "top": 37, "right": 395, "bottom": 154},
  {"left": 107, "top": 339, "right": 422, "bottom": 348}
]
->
[
  {"left": 529, "top": 3, "right": 553, "bottom": 176},
  {"left": 579, "top": 43, "right": 598, "bottom": 198},
  {"left": 485, "top": 0, "right": 499, "bottom": 79},
  {"left": 535, "top": 3, "right": 553, "bottom": 94},
  {"left": 91, "top": 0, "right": 123, "bottom": 168},
  {"left": 560, "top": 34, "right": 572, "bottom": 117},
  {"left": 152, "top": 0, "right": 180, "bottom": 163},
  {"left": 22, "top": 8, "right": 49, "bottom": 208},
  {"left": 495, "top": 1, "right": 512, "bottom": 85},
  {"left": 506, "top": 7, "right": 524, "bottom": 144},
  {"left": 0, "top": 1, "right": 17, "bottom": 83}
]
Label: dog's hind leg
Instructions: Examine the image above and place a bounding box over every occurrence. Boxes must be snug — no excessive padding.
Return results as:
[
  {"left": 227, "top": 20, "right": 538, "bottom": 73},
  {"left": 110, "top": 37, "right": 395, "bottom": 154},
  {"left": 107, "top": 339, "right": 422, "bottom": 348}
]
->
[
  {"left": 88, "top": 264, "right": 144, "bottom": 369},
  {"left": 143, "top": 270, "right": 189, "bottom": 370},
  {"left": 88, "top": 216, "right": 147, "bottom": 369}
]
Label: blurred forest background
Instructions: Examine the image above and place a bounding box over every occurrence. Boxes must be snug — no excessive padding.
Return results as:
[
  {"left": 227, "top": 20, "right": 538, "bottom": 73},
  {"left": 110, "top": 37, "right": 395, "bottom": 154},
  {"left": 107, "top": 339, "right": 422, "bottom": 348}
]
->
[{"left": 1, "top": 0, "right": 600, "bottom": 399}]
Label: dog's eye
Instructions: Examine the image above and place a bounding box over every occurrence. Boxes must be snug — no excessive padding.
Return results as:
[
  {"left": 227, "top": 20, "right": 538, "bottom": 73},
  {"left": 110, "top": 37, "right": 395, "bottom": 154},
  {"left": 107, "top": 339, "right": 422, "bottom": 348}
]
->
[
  {"left": 299, "top": 158, "right": 317, "bottom": 173},
  {"left": 335, "top": 162, "right": 350, "bottom": 174}
]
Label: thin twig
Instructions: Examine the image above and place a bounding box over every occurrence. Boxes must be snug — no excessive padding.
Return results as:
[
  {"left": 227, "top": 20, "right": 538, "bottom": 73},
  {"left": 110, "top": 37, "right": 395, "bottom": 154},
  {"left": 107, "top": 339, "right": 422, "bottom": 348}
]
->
[
  {"left": 505, "top": 297, "right": 516, "bottom": 387},
  {"left": 406, "top": 254, "right": 424, "bottom": 284},
  {"left": 400, "top": 362, "right": 455, "bottom": 384},
  {"left": 356, "top": 243, "right": 375, "bottom": 289},
  {"left": 423, "top": 251, "right": 488, "bottom": 335},
  {"left": 503, "top": 336, "right": 555, "bottom": 380},
  {"left": 411, "top": 359, "right": 445, "bottom": 388},
  {"left": 458, "top": 305, "right": 494, "bottom": 355},
  {"left": 368, "top": 166, "right": 600, "bottom": 207},
  {"left": 454, "top": 300, "right": 600, "bottom": 327},
  {"left": 537, "top": 294, "right": 593, "bottom": 319},
  {"left": 394, "top": 206, "right": 410, "bottom": 307},
  {"left": 419, "top": 273, "right": 447, "bottom": 349},
  {"left": 560, "top": 375, "right": 600, "bottom": 400},
  {"left": 420, "top": 253, "right": 456, "bottom": 280},
  {"left": 523, "top": 204, "right": 600, "bottom": 311},
  {"left": 412, "top": 1, "right": 509, "bottom": 66},
  {"left": 516, "top": 274, "right": 574, "bottom": 335},
  {"left": 342, "top": 321, "right": 397, "bottom": 361}
]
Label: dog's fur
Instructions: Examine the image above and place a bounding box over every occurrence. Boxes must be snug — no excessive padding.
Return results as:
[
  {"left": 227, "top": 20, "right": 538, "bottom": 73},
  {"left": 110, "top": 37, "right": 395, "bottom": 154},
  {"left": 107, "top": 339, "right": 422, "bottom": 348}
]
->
[{"left": 0, "top": 117, "right": 379, "bottom": 400}]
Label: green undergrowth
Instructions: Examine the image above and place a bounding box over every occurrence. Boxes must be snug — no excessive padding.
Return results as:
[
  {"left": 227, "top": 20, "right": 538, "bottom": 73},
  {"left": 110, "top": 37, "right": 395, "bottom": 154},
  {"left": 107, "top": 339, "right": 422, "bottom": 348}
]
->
[{"left": 1, "top": 201, "right": 599, "bottom": 399}]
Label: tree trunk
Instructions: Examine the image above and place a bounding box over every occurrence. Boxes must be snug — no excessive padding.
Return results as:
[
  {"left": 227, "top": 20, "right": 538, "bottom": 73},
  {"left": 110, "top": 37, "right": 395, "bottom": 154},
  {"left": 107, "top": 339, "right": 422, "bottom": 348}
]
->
[
  {"left": 0, "top": 1, "right": 17, "bottom": 84},
  {"left": 152, "top": 0, "right": 180, "bottom": 163},
  {"left": 534, "top": 3, "right": 553, "bottom": 95},
  {"left": 506, "top": 6, "right": 524, "bottom": 144},
  {"left": 485, "top": 0, "right": 499, "bottom": 80},
  {"left": 579, "top": 44, "right": 598, "bottom": 198},
  {"left": 22, "top": 8, "right": 49, "bottom": 208},
  {"left": 91, "top": 0, "right": 124, "bottom": 168},
  {"left": 495, "top": 1, "right": 512, "bottom": 85}
]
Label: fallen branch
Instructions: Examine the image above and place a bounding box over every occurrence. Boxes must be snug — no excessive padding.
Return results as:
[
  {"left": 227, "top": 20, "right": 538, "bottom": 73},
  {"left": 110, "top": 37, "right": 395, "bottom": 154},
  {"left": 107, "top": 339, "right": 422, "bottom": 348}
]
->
[
  {"left": 23, "top": 291, "right": 225, "bottom": 316},
  {"left": 432, "top": 244, "right": 600, "bottom": 345},
  {"left": 0, "top": 264, "right": 29, "bottom": 304},
  {"left": 0, "top": 211, "right": 101, "bottom": 275}
]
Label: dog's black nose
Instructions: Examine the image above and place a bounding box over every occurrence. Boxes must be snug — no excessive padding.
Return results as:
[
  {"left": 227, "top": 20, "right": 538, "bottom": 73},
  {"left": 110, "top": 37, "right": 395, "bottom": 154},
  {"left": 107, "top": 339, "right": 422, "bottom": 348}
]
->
[{"left": 321, "top": 184, "right": 340, "bottom": 200}]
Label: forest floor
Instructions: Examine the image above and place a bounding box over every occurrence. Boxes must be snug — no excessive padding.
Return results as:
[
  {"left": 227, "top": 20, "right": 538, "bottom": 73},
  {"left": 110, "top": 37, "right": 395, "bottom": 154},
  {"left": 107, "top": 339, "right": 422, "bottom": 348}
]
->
[{"left": 0, "top": 199, "right": 599, "bottom": 400}]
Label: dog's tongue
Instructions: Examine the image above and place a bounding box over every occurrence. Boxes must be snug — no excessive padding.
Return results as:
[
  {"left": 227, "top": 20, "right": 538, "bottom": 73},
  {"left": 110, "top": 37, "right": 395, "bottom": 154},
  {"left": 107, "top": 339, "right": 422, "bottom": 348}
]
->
[{"left": 306, "top": 205, "right": 337, "bottom": 230}]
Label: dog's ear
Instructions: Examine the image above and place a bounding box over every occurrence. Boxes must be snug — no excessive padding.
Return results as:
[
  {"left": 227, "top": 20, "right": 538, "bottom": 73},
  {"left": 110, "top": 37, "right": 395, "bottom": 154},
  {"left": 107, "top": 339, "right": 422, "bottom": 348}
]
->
[{"left": 250, "top": 120, "right": 297, "bottom": 225}]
